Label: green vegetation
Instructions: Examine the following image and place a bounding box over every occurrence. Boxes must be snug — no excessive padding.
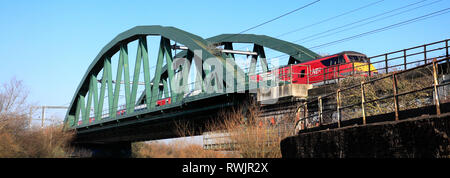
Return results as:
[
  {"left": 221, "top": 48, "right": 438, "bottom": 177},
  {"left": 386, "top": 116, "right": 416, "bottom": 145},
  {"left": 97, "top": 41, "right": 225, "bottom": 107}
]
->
[{"left": 336, "top": 67, "right": 435, "bottom": 120}]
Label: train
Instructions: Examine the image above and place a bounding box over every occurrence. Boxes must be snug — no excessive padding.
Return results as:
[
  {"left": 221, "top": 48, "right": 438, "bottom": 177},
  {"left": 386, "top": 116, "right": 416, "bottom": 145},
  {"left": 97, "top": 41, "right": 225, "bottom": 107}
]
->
[{"left": 253, "top": 51, "right": 377, "bottom": 84}]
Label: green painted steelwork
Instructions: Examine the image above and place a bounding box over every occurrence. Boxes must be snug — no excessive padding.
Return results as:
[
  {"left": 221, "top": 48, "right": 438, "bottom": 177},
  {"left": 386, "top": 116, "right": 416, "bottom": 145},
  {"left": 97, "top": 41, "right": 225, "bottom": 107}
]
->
[
  {"left": 249, "top": 44, "right": 268, "bottom": 75},
  {"left": 111, "top": 45, "right": 126, "bottom": 119},
  {"left": 97, "top": 61, "right": 107, "bottom": 121},
  {"left": 127, "top": 37, "right": 152, "bottom": 113},
  {"left": 162, "top": 37, "right": 176, "bottom": 101},
  {"left": 105, "top": 57, "right": 114, "bottom": 121},
  {"left": 207, "top": 34, "right": 320, "bottom": 64},
  {"left": 162, "top": 79, "right": 169, "bottom": 99},
  {"left": 121, "top": 45, "right": 132, "bottom": 114},
  {"left": 136, "top": 33, "right": 319, "bottom": 105},
  {"left": 76, "top": 95, "right": 85, "bottom": 125},
  {"left": 64, "top": 26, "right": 321, "bottom": 130},
  {"left": 89, "top": 75, "right": 99, "bottom": 122},
  {"left": 64, "top": 26, "right": 235, "bottom": 129},
  {"left": 150, "top": 38, "right": 165, "bottom": 109}
]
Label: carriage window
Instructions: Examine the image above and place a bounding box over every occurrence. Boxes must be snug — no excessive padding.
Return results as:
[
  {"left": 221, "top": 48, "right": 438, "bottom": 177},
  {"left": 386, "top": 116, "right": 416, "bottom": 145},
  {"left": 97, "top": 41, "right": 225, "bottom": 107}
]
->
[
  {"left": 300, "top": 70, "right": 305, "bottom": 78},
  {"left": 348, "top": 55, "right": 368, "bottom": 63},
  {"left": 320, "top": 57, "right": 339, "bottom": 66}
]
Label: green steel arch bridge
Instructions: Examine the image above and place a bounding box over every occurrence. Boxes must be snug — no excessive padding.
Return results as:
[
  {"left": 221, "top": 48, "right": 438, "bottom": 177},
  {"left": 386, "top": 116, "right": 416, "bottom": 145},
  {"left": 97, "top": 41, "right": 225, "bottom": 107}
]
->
[
  {"left": 63, "top": 26, "right": 320, "bottom": 154},
  {"left": 63, "top": 26, "right": 450, "bottom": 157}
]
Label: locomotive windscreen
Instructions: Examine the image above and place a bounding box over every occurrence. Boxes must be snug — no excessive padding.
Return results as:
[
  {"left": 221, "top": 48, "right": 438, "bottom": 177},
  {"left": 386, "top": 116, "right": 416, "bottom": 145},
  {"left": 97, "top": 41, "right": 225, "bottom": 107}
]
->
[{"left": 347, "top": 55, "right": 368, "bottom": 63}]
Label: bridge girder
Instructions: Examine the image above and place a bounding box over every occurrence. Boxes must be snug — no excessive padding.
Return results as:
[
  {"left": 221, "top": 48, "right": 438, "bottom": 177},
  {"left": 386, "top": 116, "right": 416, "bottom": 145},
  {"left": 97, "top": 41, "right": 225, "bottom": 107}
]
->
[
  {"left": 208, "top": 34, "right": 321, "bottom": 64},
  {"left": 64, "top": 26, "right": 243, "bottom": 128},
  {"left": 136, "top": 33, "right": 320, "bottom": 105}
]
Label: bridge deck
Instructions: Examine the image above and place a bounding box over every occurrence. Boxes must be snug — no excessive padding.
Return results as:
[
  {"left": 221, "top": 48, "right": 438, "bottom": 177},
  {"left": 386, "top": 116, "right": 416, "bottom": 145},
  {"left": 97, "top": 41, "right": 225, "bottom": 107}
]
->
[{"left": 74, "top": 93, "right": 249, "bottom": 144}]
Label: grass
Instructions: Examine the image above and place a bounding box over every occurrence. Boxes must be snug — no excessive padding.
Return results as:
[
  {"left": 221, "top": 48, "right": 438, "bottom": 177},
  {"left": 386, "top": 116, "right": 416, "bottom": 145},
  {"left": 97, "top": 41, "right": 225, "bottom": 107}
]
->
[
  {"left": 133, "top": 102, "right": 295, "bottom": 158},
  {"left": 205, "top": 104, "right": 295, "bottom": 158},
  {"left": 0, "top": 115, "right": 76, "bottom": 158},
  {"left": 132, "top": 140, "right": 238, "bottom": 158}
]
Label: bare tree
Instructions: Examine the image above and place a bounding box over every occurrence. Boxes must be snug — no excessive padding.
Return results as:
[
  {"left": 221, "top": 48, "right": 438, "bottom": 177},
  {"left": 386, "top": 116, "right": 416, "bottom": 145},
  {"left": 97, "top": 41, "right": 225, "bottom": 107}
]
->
[
  {"left": 0, "top": 77, "right": 30, "bottom": 115},
  {"left": 0, "top": 78, "right": 75, "bottom": 158},
  {"left": 0, "top": 77, "right": 31, "bottom": 132}
]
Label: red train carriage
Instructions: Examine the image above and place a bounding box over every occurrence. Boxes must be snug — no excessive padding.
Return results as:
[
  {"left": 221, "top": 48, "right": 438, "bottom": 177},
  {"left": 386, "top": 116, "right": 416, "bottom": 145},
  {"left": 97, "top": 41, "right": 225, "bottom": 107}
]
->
[
  {"left": 253, "top": 51, "right": 377, "bottom": 84},
  {"left": 78, "top": 98, "right": 172, "bottom": 125}
]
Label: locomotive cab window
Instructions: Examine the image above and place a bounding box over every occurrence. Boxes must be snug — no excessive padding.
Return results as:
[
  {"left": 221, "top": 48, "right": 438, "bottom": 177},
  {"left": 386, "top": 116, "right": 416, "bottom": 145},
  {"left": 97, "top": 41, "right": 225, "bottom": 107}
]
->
[
  {"left": 338, "top": 55, "right": 346, "bottom": 64},
  {"left": 347, "top": 55, "right": 368, "bottom": 63}
]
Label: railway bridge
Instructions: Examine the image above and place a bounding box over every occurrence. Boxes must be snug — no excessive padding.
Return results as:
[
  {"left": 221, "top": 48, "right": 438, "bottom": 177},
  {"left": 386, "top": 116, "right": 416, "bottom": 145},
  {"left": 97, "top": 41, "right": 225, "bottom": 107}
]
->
[
  {"left": 63, "top": 25, "right": 450, "bottom": 157},
  {"left": 64, "top": 26, "right": 323, "bottom": 156}
]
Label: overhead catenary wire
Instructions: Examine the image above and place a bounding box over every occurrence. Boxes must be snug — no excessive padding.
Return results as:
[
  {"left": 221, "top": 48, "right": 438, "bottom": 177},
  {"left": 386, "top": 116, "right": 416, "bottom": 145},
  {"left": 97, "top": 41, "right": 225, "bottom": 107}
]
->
[
  {"left": 237, "top": 0, "right": 385, "bottom": 50},
  {"left": 309, "top": 7, "right": 450, "bottom": 50},
  {"left": 243, "top": 0, "right": 442, "bottom": 64},
  {"left": 275, "top": 0, "right": 385, "bottom": 38},
  {"left": 267, "top": 0, "right": 438, "bottom": 57},
  {"left": 296, "top": 0, "right": 442, "bottom": 44},
  {"left": 270, "top": 7, "right": 450, "bottom": 61},
  {"left": 262, "top": 0, "right": 431, "bottom": 59},
  {"left": 265, "top": 0, "right": 437, "bottom": 59},
  {"left": 237, "top": 0, "right": 320, "bottom": 34},
  {"left": 214, "top": 0, "right": 320, "bottom": 44}
]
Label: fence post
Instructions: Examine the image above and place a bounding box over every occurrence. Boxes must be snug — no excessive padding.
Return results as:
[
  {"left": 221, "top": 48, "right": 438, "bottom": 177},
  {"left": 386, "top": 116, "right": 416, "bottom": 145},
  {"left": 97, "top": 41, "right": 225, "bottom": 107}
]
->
[
  {"left": 403, "top": 49, "right": 407, "bottom": 70},
  {"left": 308, "top": 65, "right": 311, "bottom": 84},
  {"left": 352, "top": 62, "right": 355, "bottom": 75},
  {"left": 303, "top": 103, "right": 307, "bottom": 129},
  {"left": 41, "top": 106, "right": 46, "bottom": 128},
  {"left": 306, "top": 66, "right": 310, "bottom": 84},
  {"left": 432, "top": 58, "right": 441, "bottom": 115},
  {"left": 446, "top": 40, "right": 449, "bottom": 74},
  {"left": 318, "top": 96, "right": 323, "bottom": 127},
  {"left": 368, "top": 58, "right": 371, "bottom": 77},
  {"left": 424, "top": 45, "right": 427, "bottom": 64},
  {"left": 385, "top": 54, "right": 389, "bottom": 74},
  {"left": 290, "top": 64, "right": 293, "bottom": 84},
  {"left": 336, "top": 89, "right": 341, "bottom": 128},
  {"left": 446, "top": 40, "right": 449, "bottom": 58},
  {"left": 392, "top": 72, "right": 399, "bottom": 121},
  {"left": 361, "top": 81, "right": 366, "bottom": 125}
]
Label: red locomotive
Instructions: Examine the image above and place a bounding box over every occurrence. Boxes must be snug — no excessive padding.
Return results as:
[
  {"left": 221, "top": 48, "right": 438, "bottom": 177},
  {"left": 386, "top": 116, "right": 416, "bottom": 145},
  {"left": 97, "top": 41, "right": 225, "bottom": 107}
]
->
[{"left": 253, "top": 51, "right": 377, "bottom": 84}]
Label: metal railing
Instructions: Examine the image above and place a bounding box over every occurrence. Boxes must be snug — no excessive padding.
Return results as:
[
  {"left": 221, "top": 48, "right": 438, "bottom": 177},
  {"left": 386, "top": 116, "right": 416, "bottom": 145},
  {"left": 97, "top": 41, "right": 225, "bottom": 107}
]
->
[
  {"left": 286, "top": 39, "right": 450, "bottom": 86},
  {"left": 367, "top": 39, "right": 449, "bottom": 75},
  {"left": 274, "top": 64, "right": 311, "bottom": 85},
  {"left": 296, "top": 57, "right": 450, "bottom": 131}
]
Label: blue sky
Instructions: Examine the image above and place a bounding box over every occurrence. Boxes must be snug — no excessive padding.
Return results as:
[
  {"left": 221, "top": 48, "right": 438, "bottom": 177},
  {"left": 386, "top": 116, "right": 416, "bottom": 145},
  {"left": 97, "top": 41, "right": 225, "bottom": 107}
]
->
[{"left": 0, "top": 0, "right": 449, "bottom": 122}]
